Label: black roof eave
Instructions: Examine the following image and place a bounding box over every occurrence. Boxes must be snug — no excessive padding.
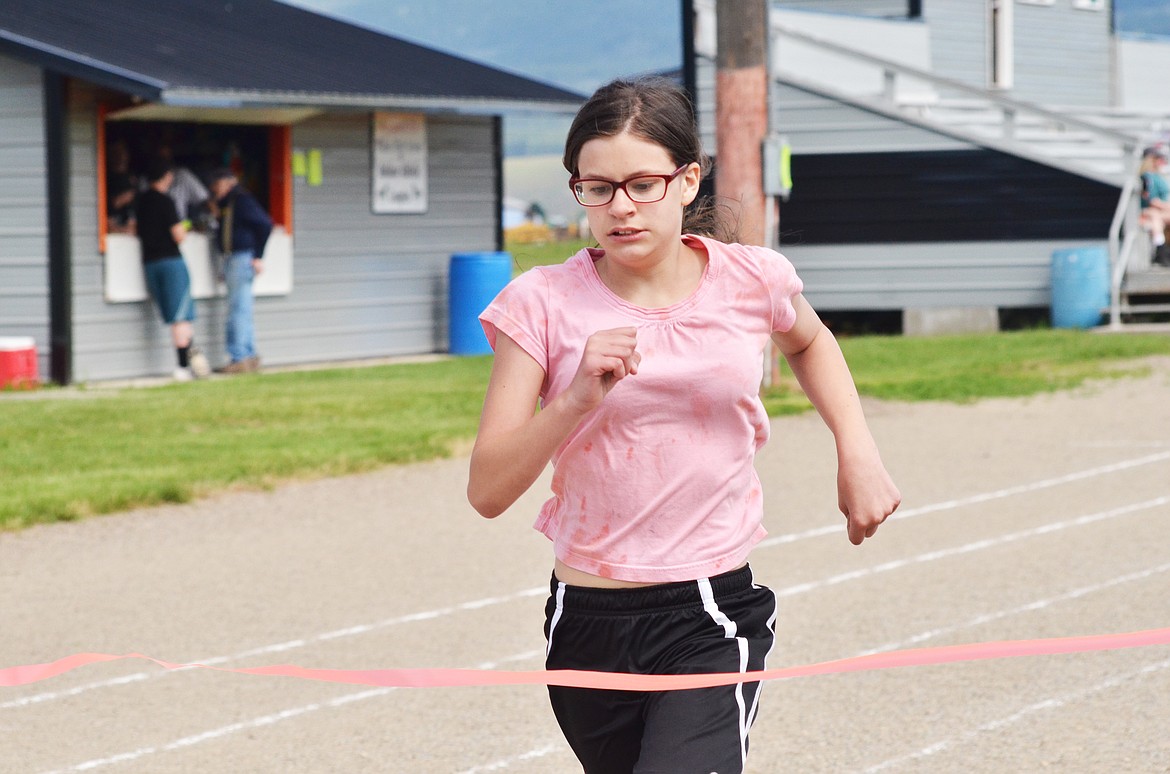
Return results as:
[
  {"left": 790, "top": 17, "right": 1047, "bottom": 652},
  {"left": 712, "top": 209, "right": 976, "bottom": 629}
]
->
[
  {"left": 158, "top": 88, "right": 583, "bottom": 115},
  {"left": 0, "top": 31, "right": 162, "bottom": 101},
  {"left": 0, "top": 32, "right": 583, "bottom": 116}
]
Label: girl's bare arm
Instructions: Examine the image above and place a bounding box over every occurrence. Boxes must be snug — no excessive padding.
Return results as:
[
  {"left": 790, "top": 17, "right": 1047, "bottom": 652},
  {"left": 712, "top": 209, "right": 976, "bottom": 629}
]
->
[{"left": 772, "top": 295, "right": 901, "bottom": 544}]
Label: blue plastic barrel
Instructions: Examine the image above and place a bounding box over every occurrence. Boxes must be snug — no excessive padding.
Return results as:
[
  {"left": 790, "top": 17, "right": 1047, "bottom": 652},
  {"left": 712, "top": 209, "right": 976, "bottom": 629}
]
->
[
  {"left": 1050, "top": 246, "right": 1109, "bottom": 329},
  {"left": 448, "top": 251, "right": 512, "bottom": 355}
]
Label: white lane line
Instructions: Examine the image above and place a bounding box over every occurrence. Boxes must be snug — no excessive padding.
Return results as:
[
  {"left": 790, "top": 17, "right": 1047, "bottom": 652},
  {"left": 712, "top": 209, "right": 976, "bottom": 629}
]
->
[
  {"left": 772, "top": 496, "right": 1169, "bottom": 599},
  {"left": 1077, "top": 440, "right": 1170, "bottom": 449},
  {"left": 854, "top": 561, "right": 1170, "bottom": 657},
  {"left": 41, "top": 650, "right": 547, "bottom": 774},
  {"left": 6, "top": 452, "right": 1165, "bottom": 714},
  {"left": 759, "top": 450, "right": 1170, "bottom": 548},
  {"left": 38, "top": 496, "right": 1170, "bottom": 771},
  {"left": 2, "top": 588, "right": 547, "bottom": 711},
  {"left": 455, "top": 743, "right": 564, "bottom": 774},
  {"left": 0, "top": 672, "right": 152, "bottom": 711},
  {"left": 858, "top": 658, "right": 1170, "bottom": 773}
]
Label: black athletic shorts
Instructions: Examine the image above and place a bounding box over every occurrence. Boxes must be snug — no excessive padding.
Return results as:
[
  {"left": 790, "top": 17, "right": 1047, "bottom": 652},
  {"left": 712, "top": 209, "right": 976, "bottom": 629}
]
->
[{"left": 544, "top": 564, "right": 777, "bottom": 774}]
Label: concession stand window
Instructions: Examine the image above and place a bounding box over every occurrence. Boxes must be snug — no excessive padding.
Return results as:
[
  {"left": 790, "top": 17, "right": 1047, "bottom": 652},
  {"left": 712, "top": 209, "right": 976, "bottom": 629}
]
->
[{"left": 97, "top": 103, "right": 305, "bottom": 301}]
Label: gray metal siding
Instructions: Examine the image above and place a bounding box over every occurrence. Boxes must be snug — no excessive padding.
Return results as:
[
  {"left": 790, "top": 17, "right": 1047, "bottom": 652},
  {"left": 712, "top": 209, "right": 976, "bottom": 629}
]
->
[
  {"left": 772, "top": 82, "right": 974, "bottom": 154},
  {"left": 280, "top": 113, "right": 497, "bottom": 364},
  {"left": 701, "top": 61, "right": 970, "bottom": 156},
  {"left": 0, "top": 55, "right": 50, "bottom": 377},
  {"left": 927, "top": 0, "right": 1112, "bottom": 106},
  {"left": 923, "top": 0, "right": 989, "bottom": 89},
  {"left": 1017, "top": 1, "right": 1111, "bottom": 106},
  {"left": 697, "top": 54, "right": 716, "bottom": 154},
  {"left": 781, "top": 239, "right": 1102, "bottom": 310}
]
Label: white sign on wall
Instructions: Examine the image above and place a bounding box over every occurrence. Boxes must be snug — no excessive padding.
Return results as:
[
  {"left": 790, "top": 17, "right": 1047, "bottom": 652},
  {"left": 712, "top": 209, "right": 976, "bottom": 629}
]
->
[{"left": 372, "top": 112, "right": 428, "bottom": 214}]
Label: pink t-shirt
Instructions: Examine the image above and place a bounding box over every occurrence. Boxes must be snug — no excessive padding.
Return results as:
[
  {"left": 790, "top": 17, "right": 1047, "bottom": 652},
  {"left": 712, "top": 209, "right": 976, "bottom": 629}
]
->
[{"left": 479, "top": 234, "right": 803, "bottom": 582}]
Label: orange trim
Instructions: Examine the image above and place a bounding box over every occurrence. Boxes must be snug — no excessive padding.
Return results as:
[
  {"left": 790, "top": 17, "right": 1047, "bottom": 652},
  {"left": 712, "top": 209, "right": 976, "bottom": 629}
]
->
[
  {"left": 96, "top": 104, "right": 109, "bottom": 253},
  {"left": 268, "top": 125, "right": 292, "bottom": 229}
]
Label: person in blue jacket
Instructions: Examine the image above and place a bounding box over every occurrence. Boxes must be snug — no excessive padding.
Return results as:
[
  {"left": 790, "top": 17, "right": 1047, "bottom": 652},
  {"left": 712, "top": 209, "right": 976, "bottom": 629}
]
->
[
  {"left": 209, "top": 168, "right": 273, "bottom": 373},
  {"left": 1138, "top": 146, "right": 1170, "bottom": 266}
]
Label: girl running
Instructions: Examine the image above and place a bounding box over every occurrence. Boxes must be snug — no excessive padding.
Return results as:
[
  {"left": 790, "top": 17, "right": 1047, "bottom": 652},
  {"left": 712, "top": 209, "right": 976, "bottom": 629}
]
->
[{"left": 468, "top": 76, "right": 901, "bottom": 774}]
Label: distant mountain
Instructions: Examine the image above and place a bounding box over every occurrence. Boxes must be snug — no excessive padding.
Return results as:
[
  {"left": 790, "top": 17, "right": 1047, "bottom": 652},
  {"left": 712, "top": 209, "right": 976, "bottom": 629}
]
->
[{"left": 279, "top": 0, "right": 683, "bottom": 94}]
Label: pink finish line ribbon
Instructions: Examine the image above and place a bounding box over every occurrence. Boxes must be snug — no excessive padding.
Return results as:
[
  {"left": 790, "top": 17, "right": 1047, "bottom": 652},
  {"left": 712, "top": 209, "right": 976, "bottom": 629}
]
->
[{"left": 3, "top": 627, "right": 1169, "bottom": 691}]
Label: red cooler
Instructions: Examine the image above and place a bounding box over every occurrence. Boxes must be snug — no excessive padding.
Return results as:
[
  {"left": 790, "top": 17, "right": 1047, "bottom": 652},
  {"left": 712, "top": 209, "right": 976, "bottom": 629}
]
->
[{"left": 0, "top": 337, "right": 38, "bottom": 389}]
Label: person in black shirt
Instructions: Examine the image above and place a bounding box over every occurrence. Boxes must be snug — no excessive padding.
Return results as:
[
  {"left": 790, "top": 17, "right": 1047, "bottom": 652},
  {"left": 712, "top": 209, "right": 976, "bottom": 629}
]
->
[{"left": 137, "top": 157, "right": 210, "bottom": 381}]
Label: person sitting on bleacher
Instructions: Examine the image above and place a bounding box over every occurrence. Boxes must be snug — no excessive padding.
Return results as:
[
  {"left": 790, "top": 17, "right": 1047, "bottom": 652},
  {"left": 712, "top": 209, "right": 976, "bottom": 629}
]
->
[{"left": 1138, "top": 145, "right": 1170, "bottom": 267}]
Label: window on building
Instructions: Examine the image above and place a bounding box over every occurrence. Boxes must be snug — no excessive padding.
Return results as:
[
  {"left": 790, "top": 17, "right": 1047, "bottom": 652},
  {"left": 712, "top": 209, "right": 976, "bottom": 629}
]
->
[
  {"left": 96, "top": 109, "right": 294, "bottom": 302},
  {"left": 97, "top": 112, "right": 291, "bottom": 250}
]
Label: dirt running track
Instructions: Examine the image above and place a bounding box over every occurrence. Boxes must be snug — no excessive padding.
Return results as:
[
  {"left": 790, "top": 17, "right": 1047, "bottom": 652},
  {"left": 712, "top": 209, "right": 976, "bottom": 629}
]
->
[{"left": 2, "top": 357, "right": 1169, "bottom": 774}]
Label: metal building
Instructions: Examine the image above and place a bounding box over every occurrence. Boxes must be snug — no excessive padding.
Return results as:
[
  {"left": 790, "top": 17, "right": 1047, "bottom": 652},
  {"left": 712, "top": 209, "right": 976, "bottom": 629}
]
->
[
  {"left": 0, "top": 0, "right": 582, "bottom": 383},
  {"left": 694, "top": 0, "right": 1170, "bottom": 331}
]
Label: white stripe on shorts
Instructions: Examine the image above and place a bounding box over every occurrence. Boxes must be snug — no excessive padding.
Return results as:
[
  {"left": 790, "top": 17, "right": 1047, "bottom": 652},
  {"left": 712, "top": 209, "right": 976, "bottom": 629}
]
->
[
  {"left": 698, "top": 577, "right": 751, "bottom": 768},
  {"left": 546, "top": 581, "right": 567, "bottom": 658}
]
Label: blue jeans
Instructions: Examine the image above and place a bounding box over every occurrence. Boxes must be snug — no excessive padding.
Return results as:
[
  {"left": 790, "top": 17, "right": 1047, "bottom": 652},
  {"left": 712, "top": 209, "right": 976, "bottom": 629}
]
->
[{"left": 224, "top": 250, "right": 257, "bottom": 362}]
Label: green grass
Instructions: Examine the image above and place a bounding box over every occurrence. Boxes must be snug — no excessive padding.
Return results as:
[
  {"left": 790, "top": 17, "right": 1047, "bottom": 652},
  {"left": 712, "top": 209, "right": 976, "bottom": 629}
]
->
[
  {"left": 760, "top": 328, "right": 1169, "bottom": 415},
  {"left": 2, "top": 329, "right": 1167, "bottom": 529},
  {"left": 506, "top": 238, "right": 590, "bottom": 273},
  {"left": 0, "top": 358, "right": 492, "bottom": 530}
]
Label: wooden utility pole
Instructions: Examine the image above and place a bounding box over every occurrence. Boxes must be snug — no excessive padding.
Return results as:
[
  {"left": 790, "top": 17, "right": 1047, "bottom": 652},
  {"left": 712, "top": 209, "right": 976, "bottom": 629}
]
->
[
  {"left": 715, "top": 0, "right": 780, "bottom": 385},
  {"left": 715, "top": 0, "right": 768, "bottom": 247}
]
